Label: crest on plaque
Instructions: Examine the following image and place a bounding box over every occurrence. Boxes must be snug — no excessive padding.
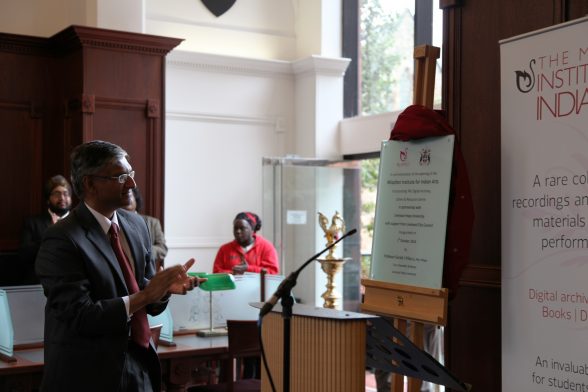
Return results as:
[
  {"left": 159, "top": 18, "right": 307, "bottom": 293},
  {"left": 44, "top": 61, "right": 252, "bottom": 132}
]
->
[{"left": 420, "top": 148, "right": 431, "bottom": 166}]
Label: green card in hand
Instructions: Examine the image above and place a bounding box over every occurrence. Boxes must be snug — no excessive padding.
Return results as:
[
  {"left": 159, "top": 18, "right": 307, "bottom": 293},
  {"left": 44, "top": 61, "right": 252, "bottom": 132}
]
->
[{"left": 188, "top": 272, "right": 236, "bottom": 291}]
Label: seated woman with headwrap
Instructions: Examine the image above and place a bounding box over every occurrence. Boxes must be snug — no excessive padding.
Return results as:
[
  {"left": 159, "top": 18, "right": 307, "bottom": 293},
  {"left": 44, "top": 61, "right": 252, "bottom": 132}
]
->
[{"left": 213, "top": 212, "right": 279, "bottom": 275}]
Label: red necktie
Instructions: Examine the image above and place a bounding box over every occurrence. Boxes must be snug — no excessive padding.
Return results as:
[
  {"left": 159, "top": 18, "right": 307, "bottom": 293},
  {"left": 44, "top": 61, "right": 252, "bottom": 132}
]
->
[{"left": 109, "top": 222, "right": 151, "bottom": 348}]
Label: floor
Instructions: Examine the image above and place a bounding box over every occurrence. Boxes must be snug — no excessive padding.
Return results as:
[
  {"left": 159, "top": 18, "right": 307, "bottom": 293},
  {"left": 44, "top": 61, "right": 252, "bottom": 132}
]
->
[
  {"left": 364, "top": 371, "right": 443, "bottom": 392},
  {"left": 365, "top": 370, "right": 378, "bottom": 391}
]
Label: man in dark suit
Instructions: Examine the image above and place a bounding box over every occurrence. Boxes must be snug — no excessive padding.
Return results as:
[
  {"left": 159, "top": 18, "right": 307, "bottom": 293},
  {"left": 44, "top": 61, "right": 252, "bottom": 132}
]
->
[
  {"left": 19, "top": 175, "right": 72, "bottom": 283},
  {"left": 36, "top": 140, "right": 202, "bottom": 392}
]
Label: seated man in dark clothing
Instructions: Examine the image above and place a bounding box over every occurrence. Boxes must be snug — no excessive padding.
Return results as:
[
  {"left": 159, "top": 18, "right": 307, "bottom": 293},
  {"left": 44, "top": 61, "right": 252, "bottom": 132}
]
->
[{"left": 19, "top": 175, "right": 73, "bottom": 283}]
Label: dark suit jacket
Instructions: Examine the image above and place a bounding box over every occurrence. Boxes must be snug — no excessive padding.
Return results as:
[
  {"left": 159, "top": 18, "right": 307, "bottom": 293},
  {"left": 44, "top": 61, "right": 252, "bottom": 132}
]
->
[
  {"left": 19, "top": 211, "right": 53, "bottom": 283},
  {"left": 36, "top": 203, "right": 167, "bottom": 392}
]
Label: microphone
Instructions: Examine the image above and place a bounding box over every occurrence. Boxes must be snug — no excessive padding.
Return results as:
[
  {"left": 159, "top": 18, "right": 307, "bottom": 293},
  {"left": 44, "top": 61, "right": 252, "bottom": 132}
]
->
[
  {"left": 259, "top": 228, "right": 357, "bottom": 318},
  {"left": 258, "top": 271, "right": 298, "bottom": 318}
]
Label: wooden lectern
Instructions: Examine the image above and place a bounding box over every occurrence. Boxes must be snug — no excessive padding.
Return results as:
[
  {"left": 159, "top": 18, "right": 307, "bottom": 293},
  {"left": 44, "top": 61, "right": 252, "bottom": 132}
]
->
[{"left": 259, "top": 303, "right": 376, "bottom": 392}]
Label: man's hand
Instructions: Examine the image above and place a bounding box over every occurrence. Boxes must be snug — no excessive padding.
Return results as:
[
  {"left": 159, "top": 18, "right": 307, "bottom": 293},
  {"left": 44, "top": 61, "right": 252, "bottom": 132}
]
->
[
  {"left": 144, "top": 259, "right": 204, "bottom": 301},
  {"left": 130, "top": 259, "right": 206, "bottom": 314},
  {"left": 167, "top": 259, "right": 207, "bottom": 295}
]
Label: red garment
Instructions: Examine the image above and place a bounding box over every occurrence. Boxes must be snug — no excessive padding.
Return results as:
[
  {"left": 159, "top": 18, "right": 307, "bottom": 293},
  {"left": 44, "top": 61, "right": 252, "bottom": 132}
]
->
[
  {"left": 213, "top": 234, "right": 280, "bottom": 275},
  {"left": 390, "top": 105, "right": 475, "bottom": 299}
]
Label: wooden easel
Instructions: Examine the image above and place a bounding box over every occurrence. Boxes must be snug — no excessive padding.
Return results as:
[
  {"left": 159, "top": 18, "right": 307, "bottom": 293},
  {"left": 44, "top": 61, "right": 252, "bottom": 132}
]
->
[
  {"left": 361, "top": 44, "right": 447, "bottom": 392},
  {"left": 413, "top": 45, "right": 440, "bottom": 109}
]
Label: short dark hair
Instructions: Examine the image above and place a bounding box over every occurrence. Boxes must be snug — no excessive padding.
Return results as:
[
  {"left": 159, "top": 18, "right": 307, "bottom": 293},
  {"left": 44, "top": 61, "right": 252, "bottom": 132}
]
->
[
  {"left": 234, "top": 212, "right": 262, "bottom": 232},
  {"left": 70, "top": 140, "right": 129, "bottom": 198},
  {"left": 44, "top": 175, "right": 72, "bottom": 200}
]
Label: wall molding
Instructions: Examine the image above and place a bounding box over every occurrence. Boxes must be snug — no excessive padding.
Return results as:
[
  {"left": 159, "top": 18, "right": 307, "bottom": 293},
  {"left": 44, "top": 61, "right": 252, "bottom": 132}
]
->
[
  {"left": 167, "top": 50, "right": 293, "bottom": 77},
  {"left": 458, "top": 263, "right": 501, "bottom": 288},
  {"left": 0, "top": 99, "right": 41, "bottom": 118},
  {"left": 0, "top": 34, "right": 52, "bottom": 56},
  {"left": 167, "top": 236, "right": 228, "bottom": 249},
  {"left": 146, "top": 13, "right": 295, "bottom": 39},
  {"left": 339, "top": 110, "right": 401, "bottom": 155},
  {"left": 292, "top": 55, "right": 351, "bottom": 78},
  {"left": 52, "top": 25, "right": 182, "bottom": 56},
  {"left": 167, "top": 110, "right": 285, "bottom": 133},
  {"left": 167, "top": 51, "right": 351, "bottom": 80}
]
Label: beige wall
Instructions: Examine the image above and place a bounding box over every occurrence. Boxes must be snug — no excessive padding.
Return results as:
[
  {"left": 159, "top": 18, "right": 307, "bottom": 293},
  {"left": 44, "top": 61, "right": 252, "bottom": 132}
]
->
[{"left": 0, "top": 0, "right": 96, "bottom": 36}]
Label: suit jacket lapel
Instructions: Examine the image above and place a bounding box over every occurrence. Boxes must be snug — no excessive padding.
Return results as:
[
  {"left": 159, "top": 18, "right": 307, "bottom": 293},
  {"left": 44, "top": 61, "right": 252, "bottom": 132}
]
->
[
  {"left": 75, "top": 203, "right": 128, "bottom": 293},
  {"left": 117, "top": 212, "right": 144, "bottom": 283}
]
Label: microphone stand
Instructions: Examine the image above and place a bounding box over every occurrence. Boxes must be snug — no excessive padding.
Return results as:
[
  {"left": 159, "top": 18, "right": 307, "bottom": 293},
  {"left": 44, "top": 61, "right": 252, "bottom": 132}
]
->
[
  {"left": 260, "top": 229, "right": 356, "bottom": 392},
  {"left": 281, "top": 294, "right": 294, "bottom": 392}
]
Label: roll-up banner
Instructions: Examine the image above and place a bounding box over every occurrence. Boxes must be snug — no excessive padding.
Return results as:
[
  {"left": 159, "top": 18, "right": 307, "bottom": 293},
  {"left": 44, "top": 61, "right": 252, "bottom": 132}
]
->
[{"left": 500, "top": 16, "right": 588, "bottom": 392}]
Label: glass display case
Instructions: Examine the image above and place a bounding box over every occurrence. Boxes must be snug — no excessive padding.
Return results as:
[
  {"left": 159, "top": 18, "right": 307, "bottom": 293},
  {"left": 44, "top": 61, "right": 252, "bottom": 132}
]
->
[{"left": 262, "top": 157, "right": 362, "bottom": 311}]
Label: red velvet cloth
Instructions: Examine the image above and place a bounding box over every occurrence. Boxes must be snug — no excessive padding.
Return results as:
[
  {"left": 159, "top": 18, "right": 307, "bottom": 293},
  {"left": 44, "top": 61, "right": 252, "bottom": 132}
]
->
[{"left": 390, "top": 105, "right": 474, "bottom": 298}]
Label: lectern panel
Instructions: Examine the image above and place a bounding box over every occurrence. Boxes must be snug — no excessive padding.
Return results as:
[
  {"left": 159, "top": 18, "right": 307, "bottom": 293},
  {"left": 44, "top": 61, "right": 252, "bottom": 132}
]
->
[{"left": 261, "top": 311, "right": 367, "bottom": 392}]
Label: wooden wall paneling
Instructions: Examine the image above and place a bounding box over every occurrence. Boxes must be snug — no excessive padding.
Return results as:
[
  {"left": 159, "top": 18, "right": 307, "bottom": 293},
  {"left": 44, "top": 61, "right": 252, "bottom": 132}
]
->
[
  {"left": 59, "top": 50, "right": 84, "bottom": 182},
  {"left": 0, "top": 36, "right": 50, "bottom": 250},
  {"left": 146, "top": 98, "right": 163, "bottom": 220},
  {"left": 458, "top": 0, "right": 552, "bottom": 268},
  {"left": 90, "top": 97, "right": 152, "bottom": 211},
  {"left": 51, "top": 26, "right": 181, "bottom": 221},
  {"left": 440, "top": 0, "right": 461, "bottom": 134},
  {"left": 0, "top": 100, "right": 43, "bottom": 249},
  {"left": 447, "top": 285, "right": 501, "bottom": 391},
  {"left": 0, "top": 26, "right": 180, "bottom": 256},
  {"left": 43, "top": 53, "right": 66, "bottom": 183},
  {"left": 565, "top": 0, "right": 588, "bottom": 21},
  {"left": 440, "top": 0, "right": 588, "bottom": 391}
]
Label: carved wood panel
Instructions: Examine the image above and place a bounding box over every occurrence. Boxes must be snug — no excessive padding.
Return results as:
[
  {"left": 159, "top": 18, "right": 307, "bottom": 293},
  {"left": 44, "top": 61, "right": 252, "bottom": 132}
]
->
[
  {"left": 0, "top": 101, "right": 43, "bottom": 248},
  {"left": 0, "top": 26, "right": 180, "bottom": 256},
  {"left": 84, "top": 97, "right": 160, "bottom": 217}
]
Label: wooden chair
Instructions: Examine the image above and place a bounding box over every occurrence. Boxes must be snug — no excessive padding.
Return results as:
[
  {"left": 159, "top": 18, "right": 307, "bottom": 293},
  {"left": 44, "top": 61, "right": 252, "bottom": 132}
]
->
[{"left": 189, "top": 320, "right": 261, "bottom": 392}]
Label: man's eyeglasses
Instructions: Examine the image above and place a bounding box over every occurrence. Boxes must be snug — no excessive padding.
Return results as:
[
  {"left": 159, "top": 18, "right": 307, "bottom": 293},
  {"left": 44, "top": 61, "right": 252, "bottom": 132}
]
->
[{"left": 89, "top": 171, "right": 135, "bottom": 184}]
